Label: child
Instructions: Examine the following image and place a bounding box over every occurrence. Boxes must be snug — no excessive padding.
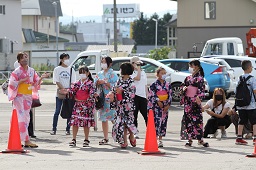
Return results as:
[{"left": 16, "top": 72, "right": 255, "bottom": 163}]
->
[
  {"left": 108, "top": 62, "right": 138, "bottom": 148},
  {"left": 148, "top": 67, "right": 172, "bottom": 148},
  {"left": 68, "top": 66, "right": 96, "bottom": 147}
]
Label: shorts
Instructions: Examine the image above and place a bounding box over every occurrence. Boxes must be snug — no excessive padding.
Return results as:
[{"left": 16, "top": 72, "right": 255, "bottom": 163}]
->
[{"left": 238, "top": 109, "right": 256, "bottom": 125}]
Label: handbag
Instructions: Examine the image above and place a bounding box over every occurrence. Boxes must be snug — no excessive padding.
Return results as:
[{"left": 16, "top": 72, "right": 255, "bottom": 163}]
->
[
  {"left": 95, "top": 86, "right": 104, "bottom": 110},
  {"left": 32, "top": 98, "right": 42, "bottom": 108},
  {"left": 60, "top": 67, "right": 75, "bottom": 119},
  {"left": 1, "top": 79, "right": 9, "bottom": 95},
  {"left": 60, "top": 94, "right": 75, "bottom": 119},
  {"left": 57, "top": 88, "right": 67, "bottom": 99}
]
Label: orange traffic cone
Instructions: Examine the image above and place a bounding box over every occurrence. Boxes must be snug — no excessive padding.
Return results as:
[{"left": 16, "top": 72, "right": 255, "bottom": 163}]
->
[
  {"left": 2, "top": 109, "right": 27, "bottom": 153},
  {"left": 138, "top": 109, "right": 165, "bottom": 155},
  {"left": 246, "top": 142, "right": 256, "bottom": 157}
]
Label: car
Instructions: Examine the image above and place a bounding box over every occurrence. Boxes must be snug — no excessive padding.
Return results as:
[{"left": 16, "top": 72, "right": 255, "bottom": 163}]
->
[
  {"left": 198, "top": 58, "right": 236, "bottom": 98},
  {"left": 201, "top": 55, "right": 256, "bottom": 82},
  {"left": 111, "top": 57, "right": 209, "bottom": 102},
  {"left": 159, "top": 58, "right": 231, "bottom": 99}
]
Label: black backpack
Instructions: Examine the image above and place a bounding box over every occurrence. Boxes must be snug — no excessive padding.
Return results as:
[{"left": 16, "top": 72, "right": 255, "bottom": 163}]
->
[{"left": 235, "top": 75, "right": 254, "bottom": 107}]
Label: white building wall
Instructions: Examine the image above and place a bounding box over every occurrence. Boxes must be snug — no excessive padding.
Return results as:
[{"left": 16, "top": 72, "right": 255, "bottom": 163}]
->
[{"left": 0, "top": 0, "right": 22, "bottom": 70}]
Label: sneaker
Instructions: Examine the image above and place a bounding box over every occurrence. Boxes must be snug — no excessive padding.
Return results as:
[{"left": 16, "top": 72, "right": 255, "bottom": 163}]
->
[
  {"left": 135, "top": 135, "right": 140, "bottom": 139},
  {"left": 213, "top": 130, "right": 219, "bottom": 138},
  {"left": 158, "top": 140, "right": 163, "bottom": 148},
  {"left": 50, "top": 131, "right": 56, "bottom": 135},
  {"left": 65, "top": 131, "right": 70, "bottom": 135},
  {"left": 245, "top": 133, "right": 253, "bottom": 139},
  {"left": 221, "top": 131, "right": 227, "bottom": 138},
  {"left": 235, "top": 138, "right": 248, "bottom": 145}
]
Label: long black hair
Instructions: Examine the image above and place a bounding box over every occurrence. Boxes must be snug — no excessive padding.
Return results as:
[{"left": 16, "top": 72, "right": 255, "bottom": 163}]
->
[
  {"left": 78, "top": 66, "right": 93, "bottom": 82},
  {"left": 189, "top": 59, "right": 204, "bottom": 77}
]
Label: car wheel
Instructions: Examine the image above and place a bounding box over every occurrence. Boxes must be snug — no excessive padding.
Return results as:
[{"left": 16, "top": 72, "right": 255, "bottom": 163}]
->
[
  {"left": 205, "top": 92, "right": 213, "bottom": 100},
  {"left": 172, "top": 83, "right": 182, "bottom": 102}
]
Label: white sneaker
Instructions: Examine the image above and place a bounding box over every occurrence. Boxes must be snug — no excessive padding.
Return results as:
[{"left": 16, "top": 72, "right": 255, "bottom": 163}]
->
[
  {"left": 221, "top": 131, "right": 227, "bottom": 138},
  {"left": 158, "top": 140, "right": 163, "bottom": 148},
  {"left": 212, "top": 130, "right": 219, "bottom": 138}
]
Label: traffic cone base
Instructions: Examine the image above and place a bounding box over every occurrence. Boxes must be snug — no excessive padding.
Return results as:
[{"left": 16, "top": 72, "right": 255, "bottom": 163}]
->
[
  {"left": 1, "top": 109, "right": 28, "bottom": 154},
  {"left": 246, "top": 153, "right": 256, "bottom": 157},
  {"left": 138, "top": 109, "right": 165, "bottom": 155}
]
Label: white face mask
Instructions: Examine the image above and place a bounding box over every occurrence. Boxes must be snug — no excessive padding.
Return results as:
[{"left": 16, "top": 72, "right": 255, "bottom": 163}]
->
[
  {"left": 101, "top": 63, "right": 108, "bottom": 70},
  {"left": 63, "top": 59, "right": 70, "bottom": 66},
  {"left": 189, "top": 67, "right": 194, "bottom": 74},
  {"left": 161, "top": 74, "right": 167, "bottom": 80},
  {"left": 79, "top": 74, "right": 87, "bottom": 79}
]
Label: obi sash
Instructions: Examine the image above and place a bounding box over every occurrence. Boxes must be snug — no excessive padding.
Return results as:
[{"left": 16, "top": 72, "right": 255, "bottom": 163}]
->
[{"left": 17, "top": 83, "right": 32, "bottom": 95}]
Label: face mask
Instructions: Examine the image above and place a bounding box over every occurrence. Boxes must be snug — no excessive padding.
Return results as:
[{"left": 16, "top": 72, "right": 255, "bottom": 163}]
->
[
  {"left": 215, "top": 94, "right": 223, "bottom": 101},
  {"left": 79, "top": 74, "right": 87, "bottom": 79},
  {"left": 189, "top": 67, "right": 194, "bottom": 74},
  {"left": 161, "top": 74, "right": 167, "bottom": 80},
  {"left": 101, "top": 63, "right": 108, "bottom": 70},
  {"left": 63, "top": 59, "right": 70, "bottom": 66}
]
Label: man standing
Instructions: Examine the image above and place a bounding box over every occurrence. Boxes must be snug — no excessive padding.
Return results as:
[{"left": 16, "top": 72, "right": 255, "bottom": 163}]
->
[
  {"left": 130, "top": 56, "right": 148, "bottom": 138},
  {"left": 235, "top": 60, "right": 256, "bottom": 145}
]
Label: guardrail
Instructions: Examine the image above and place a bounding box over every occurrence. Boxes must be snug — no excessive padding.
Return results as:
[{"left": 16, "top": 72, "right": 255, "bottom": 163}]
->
[{"left": 0, "top": 71, "right": 54, "bottom": 80}]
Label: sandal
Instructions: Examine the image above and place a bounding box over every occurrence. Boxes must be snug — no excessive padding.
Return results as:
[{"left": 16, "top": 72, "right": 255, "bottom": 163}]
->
[
  {"left": 83, "top": 139, "right": 90, "bottom": 147},
  {"left": 185, "top": 140, "right": 193, "bottom": 147},
  {"left": 99, "top": 139, "right": 109, "bottom": 145},
  {"left": 69, "top": 139, "right": 76, "bottom": 147},
  {"left": 198, "top": 140, "right": 209, "bottom": 147},
  {"left": 129, "top": 135, "right": 136, "bottom": 147},
  {"left": 120, "top": 143, "right": 128, "bottom": 149},
  {"left": 24, "top": 143, "right": 38, "bottom": 148}
]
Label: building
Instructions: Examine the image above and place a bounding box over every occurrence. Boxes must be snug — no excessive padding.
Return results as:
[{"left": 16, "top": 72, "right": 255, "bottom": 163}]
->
[
  {"left": 170, "top": 0, "right": 256, "bottom": 58},
  {"left": 0, "top": 0, "right": 22, "bottom": 71}
]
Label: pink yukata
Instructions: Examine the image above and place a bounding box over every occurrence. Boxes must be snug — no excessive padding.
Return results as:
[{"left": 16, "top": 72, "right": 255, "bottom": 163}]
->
[{"left": 8, "top": 66, "right": 41, "bottom": 142}]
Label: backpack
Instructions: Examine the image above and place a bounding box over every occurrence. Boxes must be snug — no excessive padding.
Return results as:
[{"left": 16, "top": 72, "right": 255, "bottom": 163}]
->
[{"left": 235, "top": 75, "right": 254, "bottom": 107}]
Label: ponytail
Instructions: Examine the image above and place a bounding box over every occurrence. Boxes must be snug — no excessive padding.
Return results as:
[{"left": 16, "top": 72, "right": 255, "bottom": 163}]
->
[
  {"left": 88, "top": 72, "right": 93, "bottom": 82},
  {"left": 199, "top": 65, "right": 204, "bottom": 77}
]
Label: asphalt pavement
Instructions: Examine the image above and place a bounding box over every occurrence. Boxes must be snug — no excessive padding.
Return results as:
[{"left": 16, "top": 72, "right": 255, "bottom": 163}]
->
[{"left": 0, "top": 85, "right": 256, "bottom": 170}]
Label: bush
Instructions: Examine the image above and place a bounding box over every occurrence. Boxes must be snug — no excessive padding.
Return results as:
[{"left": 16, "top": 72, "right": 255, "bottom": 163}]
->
[
  {"left": 32, "top": 63, "right": 54, "bottom": 72},
  {"left": 149, "top": 46, "right": 172, "bottom": 60}
]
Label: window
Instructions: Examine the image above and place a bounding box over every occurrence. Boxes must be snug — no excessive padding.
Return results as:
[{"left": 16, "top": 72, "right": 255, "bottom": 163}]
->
[
  {"left": 222, "top": 59, "right": 241, "bottom": 68},
  {"left": 0, "top": 5, "right": 5, "bottom": 15},
  {"left": 141, "top": 62, "right": 158, "bottom": 73},
  {"left": 72, "top": 55, "right": 96, "bottom": 71},
  {"left": 205, "top": 43, "right": 223, "bottom": 55},
  {"left": 112, "top": 60, "right": 128, "bottom": 71},
  {"left": 227, "top": 43, "right": 234, "bottom": 55},
  {"left": 204, "top": 2, "right": 216, "bottom": 19}
]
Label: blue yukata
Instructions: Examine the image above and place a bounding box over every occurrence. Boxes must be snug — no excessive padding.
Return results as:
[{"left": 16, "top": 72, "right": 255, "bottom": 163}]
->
[{"left": 148, "top": 79, "right": 172, "bottom": 137}]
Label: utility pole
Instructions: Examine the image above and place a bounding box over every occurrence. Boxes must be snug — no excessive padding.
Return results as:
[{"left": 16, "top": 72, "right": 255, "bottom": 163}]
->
[
  {"left": 113, "top": 0, "right": 118, "bottom": 53},
  {"left": 52, "top": 1, "right": 59, "bottom": 66}
]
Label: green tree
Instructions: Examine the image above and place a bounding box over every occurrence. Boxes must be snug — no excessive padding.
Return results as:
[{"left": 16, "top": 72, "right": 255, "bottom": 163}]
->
[
  {"left": 149, "top": 46, "right": 172, "bottom": 60},
  {"left": 132, "top": 12, "right": 173, "bottom": 46}
]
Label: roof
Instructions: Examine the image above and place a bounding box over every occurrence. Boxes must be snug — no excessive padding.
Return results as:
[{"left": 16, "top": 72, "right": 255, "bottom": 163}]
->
[
  {"left": 136, "top": 45, "right": 165, "bottom": 53},
  {"left": 22, "top": 28, "right": 69, "bottom": 43},
  {"left": 38, "top": 0, "right": 62, "bottom": 17},
  {"left": 86, "top": 45, "right": 134, "bottom": 53},
  {"left": 165, "top": 14, "right": 177, "bottom": 27}
]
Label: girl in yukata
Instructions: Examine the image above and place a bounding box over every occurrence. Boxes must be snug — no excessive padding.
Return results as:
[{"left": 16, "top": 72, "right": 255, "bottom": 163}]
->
[
  {"left": 108, "top": 62, "right": 138, "bottom": 148},
  {"left": 8, "top": 52, "right": 50, "bottom": 148},
  {"left": 68, "top": 66, "right": 96, "bottom": 147},
  {"left": 180, "top": 60, "right": 209, "bottom": 147},
  {"left": 94, "top": 56, "right": 118, "bottom": 145},
  {"left": 148, "top": 67, "right": 172, "bottom": 148}
]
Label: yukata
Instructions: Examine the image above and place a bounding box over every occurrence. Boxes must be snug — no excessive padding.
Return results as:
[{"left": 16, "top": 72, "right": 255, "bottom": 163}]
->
[
  {"left": 111, "top": 77, "right": 138, "bottom": 144},
  {"left": 8, "top": 66, "right": 41, "bottom": 142},
  {"left": 94, "top": 68, "right": 118, "bottom": 121},
  {"left": 148, "top": 80, "right": 172, "bottom": 137},
  {"left": 180, "top": 72, "right": 205, "bottom": 140},
  {"left": 69, "top": 79, "right": 96, "bottom": 127}
]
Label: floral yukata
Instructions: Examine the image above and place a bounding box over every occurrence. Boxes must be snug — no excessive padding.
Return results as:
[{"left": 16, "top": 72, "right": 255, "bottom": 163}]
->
[
  {"left": 148, "top": 80, "right": 172, "bottom": 137},
  {"left": 94, "top": 68, "right": 118, "bottom": 121},
  {"left": 180, "top": 72, "right": 205, "bottom": 140},
  {"left": 8, "top": 66, "right": 41, "bottom": 142},
  {"left": 111, "top": 77, "right": 138, "bottom": 144},
  {"left": 69, "top": 79, "right": 96, "bottom": 127}
]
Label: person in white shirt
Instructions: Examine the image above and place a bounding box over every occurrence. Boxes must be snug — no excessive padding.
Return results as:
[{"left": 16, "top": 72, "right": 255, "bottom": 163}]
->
[
  {"left": 201, "top": 88, "right": 231, "bottom": 138},
  {"left": 50, "top": 53, "right": 76, "bottom": 135},
  {"left": 130, "top": 56, "right": 148, "bottom": 138}
]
